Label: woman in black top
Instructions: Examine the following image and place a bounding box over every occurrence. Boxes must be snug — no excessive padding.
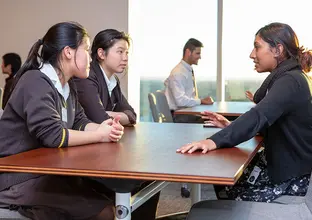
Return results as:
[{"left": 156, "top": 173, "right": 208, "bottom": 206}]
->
[
  {"left": 74, "top": 29, "right": 136, "bottom": 126},
  {"left": 178, "top": 22, "right": 312, "bottom": 202}
]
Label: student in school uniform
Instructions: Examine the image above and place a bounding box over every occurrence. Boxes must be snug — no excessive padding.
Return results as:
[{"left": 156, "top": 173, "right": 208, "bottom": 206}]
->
[
  {"left": 0, "top": 22, "right": 124, "bottom": 220},
  {"left": 74, "top": 29, "right": 159, "bottom": 220},
  {"left": 74, "top": 29, "right": 136, "bottom": 126}
]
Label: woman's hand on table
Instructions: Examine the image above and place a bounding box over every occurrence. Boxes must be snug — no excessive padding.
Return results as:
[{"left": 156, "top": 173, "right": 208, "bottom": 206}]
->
[{"left": 176, "top": 139, "right": 217, "bottom": 154}]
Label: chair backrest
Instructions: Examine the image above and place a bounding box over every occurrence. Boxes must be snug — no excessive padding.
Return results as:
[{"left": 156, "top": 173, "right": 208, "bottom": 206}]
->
[
  {"left": 148, "top": 90, "right": 173, "bottom": 123},
  {"left": 305, "top": 171, "right": 312, "bottom": 212}
]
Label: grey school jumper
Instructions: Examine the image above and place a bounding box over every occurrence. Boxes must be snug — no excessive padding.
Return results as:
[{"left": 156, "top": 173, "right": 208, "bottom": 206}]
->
[{"left": 0, "top": 70, "right": 91, "bottom": 191}]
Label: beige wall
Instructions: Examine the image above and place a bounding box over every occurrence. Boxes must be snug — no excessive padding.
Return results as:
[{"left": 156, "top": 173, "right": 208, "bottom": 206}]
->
[{"left": 0, "top": 0, "right": 129, "bottom": 97}]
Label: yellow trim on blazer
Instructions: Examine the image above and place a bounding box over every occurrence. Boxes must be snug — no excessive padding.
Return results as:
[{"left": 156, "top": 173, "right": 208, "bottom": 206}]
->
[{"left": 58, "top": 129, "right": 66, "bottom": 148}]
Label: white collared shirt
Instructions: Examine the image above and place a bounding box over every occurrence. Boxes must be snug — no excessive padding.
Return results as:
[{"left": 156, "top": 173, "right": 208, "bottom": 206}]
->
[
  {"left": 164, "top": 60, "right": 201, "bottom": 110},
  {"left": 40, "top": 63, "right": 70, "bottom": 122},
  {"left": 40, "top": 63, "right": 70, "bottom": 101},
  {"left": 99, "top": 64, "right": 117, "bottom": 97}
]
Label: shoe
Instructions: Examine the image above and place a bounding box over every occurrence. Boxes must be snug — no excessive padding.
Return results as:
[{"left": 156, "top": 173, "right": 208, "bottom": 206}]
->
[{"left": 180, "top": 186, "right": 190, "bottom": 198}]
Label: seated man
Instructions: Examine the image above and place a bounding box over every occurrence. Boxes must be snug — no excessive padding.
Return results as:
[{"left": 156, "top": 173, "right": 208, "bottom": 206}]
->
[{"left": 164, "top": 38, "right": 213, "bottom": 123}]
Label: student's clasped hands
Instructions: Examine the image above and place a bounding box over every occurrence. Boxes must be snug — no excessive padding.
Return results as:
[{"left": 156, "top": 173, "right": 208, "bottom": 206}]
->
[
  {"left": 97, "top": 115, "right": 124, "bottom": 142},
  {"left": 177, "top": 111, "right": 231, "bottom": 154}
]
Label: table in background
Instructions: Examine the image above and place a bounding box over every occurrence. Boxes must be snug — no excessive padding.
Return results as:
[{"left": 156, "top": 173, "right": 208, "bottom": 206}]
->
[{"left": 174, "top": 101, "right": 255, "bottom": 117}]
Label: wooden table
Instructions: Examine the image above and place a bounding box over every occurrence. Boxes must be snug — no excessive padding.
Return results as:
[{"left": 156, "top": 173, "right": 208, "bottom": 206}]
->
[
  {"left": 0, "top": 122, "right": 262, "bottom": 219},
  {"left": 0, "top": 122, "right": 262, "bottom": 185},
  {"left": 174, "top": 101, "right": 255, "bottom": 117}
]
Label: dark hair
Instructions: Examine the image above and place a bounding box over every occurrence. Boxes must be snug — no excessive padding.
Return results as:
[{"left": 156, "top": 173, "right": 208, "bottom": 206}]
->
[
  {"left": 10, "top": 22, "right": 89, "bottom": 95},
  {"left": 91, "top": 29, "right": 130, "bottom": 61},
  {"left": 2, "top": 53, "right": 22, "bottom": 76},
  {"left": 183, "top": 38, "right": 203, "bottom": 57},
  {"left": 256, "top": 22, "right": 312, "bottom": 73}
]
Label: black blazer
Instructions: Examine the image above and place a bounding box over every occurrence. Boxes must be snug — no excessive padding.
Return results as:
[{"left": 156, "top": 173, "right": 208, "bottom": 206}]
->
[{"left": 74, "top": 61, "right": 136, "bottom": 125}]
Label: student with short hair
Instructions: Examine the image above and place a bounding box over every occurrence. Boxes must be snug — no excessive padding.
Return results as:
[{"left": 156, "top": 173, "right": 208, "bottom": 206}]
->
[{"left": 0, "top": 22, "right": 124, "bottom": 220}]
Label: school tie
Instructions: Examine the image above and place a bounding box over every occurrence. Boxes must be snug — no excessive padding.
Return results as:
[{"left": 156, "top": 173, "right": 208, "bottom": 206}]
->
[{"left": 192, "top": 69, "right": 199, "bottom": 99}]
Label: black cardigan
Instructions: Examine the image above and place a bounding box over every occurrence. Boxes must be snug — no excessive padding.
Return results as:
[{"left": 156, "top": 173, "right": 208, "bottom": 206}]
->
[
  {"left": 210, "top": 63, "right": 312, "bottom": 184},
  {"left": 74, "top": 61, "right": 136, "bottom": 125}
]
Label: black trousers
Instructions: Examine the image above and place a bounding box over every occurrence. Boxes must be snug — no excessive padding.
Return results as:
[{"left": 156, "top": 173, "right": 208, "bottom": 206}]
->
[{"left": 86, "top": 177, "right": 160, "bottom": 220}]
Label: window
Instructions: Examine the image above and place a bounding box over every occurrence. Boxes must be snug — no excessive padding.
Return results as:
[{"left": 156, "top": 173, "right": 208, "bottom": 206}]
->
[
  {"left": 129, "top": 0, "right": 312, "bottom": 120},
  {"left": 129, "top": 0, "right": 217, "bottom": 121},
  {"left": 223, "top": 0, "right": 312, "bottom": 101}
]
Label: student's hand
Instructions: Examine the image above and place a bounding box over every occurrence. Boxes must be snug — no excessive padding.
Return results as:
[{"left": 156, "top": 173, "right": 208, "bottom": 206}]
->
[
  {"left": 109, "top": 116, "right": 124, "bottom": 142},
  {"left": 176, "top": 139, "right": 217, "bottom": 154},
  {"left": 102, "top": 118, "right": 113, "bottom": 126},
  {"left": 200, "top": 96, "right": 214, "bottom": 105},
  {"left": 107, "top": 111, "right": 131, "bottom": 126},
  {"left": 245, "top": 90, "right": 254, "bottom": 102},
  {"left": 97, "top": 120, "right": 114, "bottom": 142},
  {"left": 201, "top": 111, "right": 231, "bottom": 128}
]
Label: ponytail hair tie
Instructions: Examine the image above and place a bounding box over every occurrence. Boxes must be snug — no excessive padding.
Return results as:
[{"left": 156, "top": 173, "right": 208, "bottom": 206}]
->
[{"left": 38, "top": 39, "right": 43, "bottom": 45}]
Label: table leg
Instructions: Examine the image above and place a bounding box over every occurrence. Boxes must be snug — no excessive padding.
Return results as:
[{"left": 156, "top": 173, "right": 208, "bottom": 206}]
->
[
  {"left": 191, "top": 183, "right": 201, "bottom": 204},
  {"left": 131, "top": 181, "right": 169, "bottom": 212},
  {"left": 115, "top": 192, "right": 131, "bottom": 220}
]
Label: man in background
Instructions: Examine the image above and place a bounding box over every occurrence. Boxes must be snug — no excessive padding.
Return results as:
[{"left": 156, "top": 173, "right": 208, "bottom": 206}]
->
[{"left": 164, "top": 38, "right": 213, "bottom": 123}]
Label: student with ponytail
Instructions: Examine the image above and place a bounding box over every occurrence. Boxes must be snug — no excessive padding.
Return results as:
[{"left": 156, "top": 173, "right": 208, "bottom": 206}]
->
[
  {"left": 0, "top": 22, "right": 123, "bottom": 220},
  {"left": 178, "top": 22, "right": 312, "bottom": 202}
]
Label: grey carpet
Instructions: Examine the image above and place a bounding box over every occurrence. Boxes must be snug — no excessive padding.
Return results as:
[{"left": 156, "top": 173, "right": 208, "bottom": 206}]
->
[{"left": 156, "top": 183, "right": 217, "bottom": 219}]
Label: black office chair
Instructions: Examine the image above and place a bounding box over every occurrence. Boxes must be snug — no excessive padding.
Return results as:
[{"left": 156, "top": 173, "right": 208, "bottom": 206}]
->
[{"left": 148, "top": 90, "right": 173, "bottom": 123}]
